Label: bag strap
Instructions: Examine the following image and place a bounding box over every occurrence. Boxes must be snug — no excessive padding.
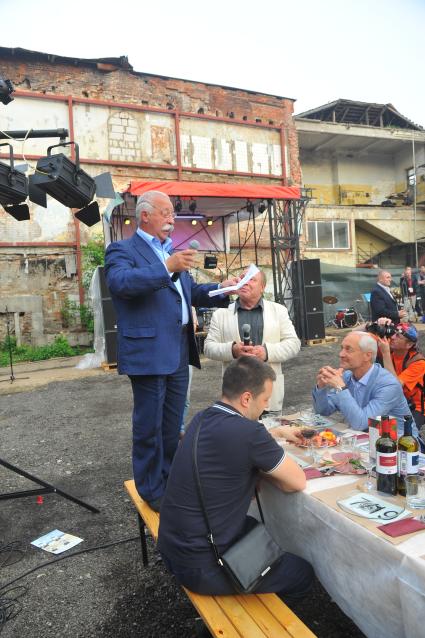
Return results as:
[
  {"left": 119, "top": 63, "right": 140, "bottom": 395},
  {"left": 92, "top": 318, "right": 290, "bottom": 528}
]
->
[{"left": 191, "top": 411, "right": 265, "bottom": 565}]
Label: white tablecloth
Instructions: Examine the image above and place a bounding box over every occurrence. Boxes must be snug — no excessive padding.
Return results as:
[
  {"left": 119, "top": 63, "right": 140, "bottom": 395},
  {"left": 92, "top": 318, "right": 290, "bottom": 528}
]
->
[{"left": 257, "top": 476, "right": 425, "bottom": 638}]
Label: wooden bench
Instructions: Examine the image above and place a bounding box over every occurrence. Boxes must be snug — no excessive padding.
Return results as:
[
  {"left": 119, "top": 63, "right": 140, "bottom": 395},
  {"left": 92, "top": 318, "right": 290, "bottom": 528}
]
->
[{"left": 124, "top": 479, "right": 316, "bottom": 638}]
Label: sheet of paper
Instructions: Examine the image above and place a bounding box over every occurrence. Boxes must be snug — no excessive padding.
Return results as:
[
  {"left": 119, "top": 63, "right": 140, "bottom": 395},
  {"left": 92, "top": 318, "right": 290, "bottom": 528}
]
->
[
  {"left": 208, "top": 263, "right": 259, "bottom": 297},
  {"left": 31, "top": 529, "right": 83, "bottom": 554}
]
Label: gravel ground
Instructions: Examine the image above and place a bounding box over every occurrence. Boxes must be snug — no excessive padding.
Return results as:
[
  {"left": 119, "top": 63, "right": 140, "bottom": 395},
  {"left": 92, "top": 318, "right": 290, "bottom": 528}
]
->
[{"left": 2, "top": 332, "right": 424, "bottom": 637}]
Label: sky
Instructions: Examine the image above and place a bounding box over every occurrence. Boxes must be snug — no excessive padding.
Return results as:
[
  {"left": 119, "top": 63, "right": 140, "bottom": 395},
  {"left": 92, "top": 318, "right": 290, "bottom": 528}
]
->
[{"left": 1, "top": 0, "right": 424, "bottom": 126}]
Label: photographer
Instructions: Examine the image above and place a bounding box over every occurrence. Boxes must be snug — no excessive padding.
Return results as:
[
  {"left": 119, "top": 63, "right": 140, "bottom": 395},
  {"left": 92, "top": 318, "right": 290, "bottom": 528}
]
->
[{"left": 376, "top": 319, "right": 425, "bottom": 449}]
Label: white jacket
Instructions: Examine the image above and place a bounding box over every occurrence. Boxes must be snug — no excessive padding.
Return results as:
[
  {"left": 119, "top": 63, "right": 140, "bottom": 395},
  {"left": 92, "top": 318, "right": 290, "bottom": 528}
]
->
[{"left": 204, "top": 299, "right": 301, "bottom": 412}]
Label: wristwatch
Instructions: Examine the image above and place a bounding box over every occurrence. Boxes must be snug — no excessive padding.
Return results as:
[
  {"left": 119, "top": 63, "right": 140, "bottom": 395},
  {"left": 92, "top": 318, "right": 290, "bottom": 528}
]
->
[{"left": 335, "top": 384, "right": 348, "bottom": 393}]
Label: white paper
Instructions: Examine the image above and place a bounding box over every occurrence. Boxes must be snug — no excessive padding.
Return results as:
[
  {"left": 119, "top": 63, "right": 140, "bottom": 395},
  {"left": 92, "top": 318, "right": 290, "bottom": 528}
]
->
[
  {"left": 208, "top": 263, "right": 260, "bottom": 297},
  {"left": 31, "top": 529, "right": 83, "bottom": 554}
]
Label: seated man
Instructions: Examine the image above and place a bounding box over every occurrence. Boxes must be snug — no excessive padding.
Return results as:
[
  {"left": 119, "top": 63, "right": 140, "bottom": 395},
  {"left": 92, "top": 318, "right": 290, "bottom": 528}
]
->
[
  {"left": 158, "top": 356, "right": 313, "bottom": 600},
  {"left": 204, "top": 269, "right": 300, "bottom": 414},
  {"left": 312, "top": 331, "right": 412, "bottom": 436},
  {"left": 370, "top": 270, "right": 407, "bottom": 323},
  {"left": 377, "top": 322, "right": 424, "bottom": 447}
]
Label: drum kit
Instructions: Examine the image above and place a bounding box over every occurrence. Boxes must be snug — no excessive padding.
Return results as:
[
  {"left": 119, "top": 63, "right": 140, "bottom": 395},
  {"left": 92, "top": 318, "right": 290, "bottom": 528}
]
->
[{"left": 323, "top": 295, "right": 364, "bottom": 329}]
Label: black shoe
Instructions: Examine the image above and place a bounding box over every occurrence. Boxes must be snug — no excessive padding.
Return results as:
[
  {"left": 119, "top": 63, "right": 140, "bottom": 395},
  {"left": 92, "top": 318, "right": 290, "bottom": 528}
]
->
[{"left": 147, "top": 497, "right": 162, "bottom": 512}]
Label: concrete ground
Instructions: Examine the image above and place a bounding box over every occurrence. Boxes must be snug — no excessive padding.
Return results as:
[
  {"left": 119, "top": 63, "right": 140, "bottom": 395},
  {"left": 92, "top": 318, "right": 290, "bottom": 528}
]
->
[{"left": 1, "top": 328, "right": 424, "bottom": 637}]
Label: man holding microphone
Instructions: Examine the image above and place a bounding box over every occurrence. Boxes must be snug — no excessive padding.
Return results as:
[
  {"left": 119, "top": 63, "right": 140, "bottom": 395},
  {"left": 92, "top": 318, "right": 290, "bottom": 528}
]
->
[
  {"left": 105, "top": 190, "right": 239, "bottom": 510},
  {"left": 204, "top": 269, "right": 300, "bottom": 414}
]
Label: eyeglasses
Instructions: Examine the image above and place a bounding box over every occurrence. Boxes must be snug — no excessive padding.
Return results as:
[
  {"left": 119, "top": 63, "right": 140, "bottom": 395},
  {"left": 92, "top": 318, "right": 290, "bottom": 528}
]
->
[{"left": 151, "top": 204, "right": 176, "bottom": 219}]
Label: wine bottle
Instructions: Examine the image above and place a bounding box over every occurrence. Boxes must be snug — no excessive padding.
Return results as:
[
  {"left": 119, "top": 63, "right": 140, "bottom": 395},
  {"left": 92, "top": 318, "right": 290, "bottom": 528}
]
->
[
  {"left": 376, "top": 416, "right": 397, "bottom": 495},
  {"left": 397, "top": 415, "right": 420, "bottom": 496}
]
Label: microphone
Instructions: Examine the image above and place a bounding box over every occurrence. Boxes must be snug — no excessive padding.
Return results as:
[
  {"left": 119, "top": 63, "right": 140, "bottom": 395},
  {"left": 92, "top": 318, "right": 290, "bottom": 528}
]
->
[
  {"left": 171, "top": 240, "right": 200, "bottom": 282},
  {"left": 242, "top": 323, "right": 251, "bottom": 346}
]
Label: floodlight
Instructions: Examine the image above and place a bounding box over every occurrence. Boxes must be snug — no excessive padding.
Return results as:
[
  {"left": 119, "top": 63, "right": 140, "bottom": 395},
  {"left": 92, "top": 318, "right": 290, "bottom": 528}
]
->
[
  {"left": 204, "top": 255, "right": 217, "bottom": 269},
  {"left": 246, "top": 200, "right": 254, "bottom": 213},
  {"left": 30, "top": 141, "right": 115, "bottom": 226},
  {"left": 189, "top": 199, "right": 197, "bottom": 212},
  {"left": 258, "top": 200, "right": 266, "bottom": 213},
  {"left": 0, "top": 76, "right": 14, "bottom": 105},
  {"left": 0, "top": 143, "right": 30, "bottom": 221},
  {"left": 207, "top": 218, "right": 213, "bottom": 226}
]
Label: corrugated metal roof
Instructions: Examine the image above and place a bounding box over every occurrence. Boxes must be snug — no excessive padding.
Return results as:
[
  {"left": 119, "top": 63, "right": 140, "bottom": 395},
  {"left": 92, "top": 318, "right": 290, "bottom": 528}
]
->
[{"left": 295, "top": 98, "right": 422, "bottom": 131}]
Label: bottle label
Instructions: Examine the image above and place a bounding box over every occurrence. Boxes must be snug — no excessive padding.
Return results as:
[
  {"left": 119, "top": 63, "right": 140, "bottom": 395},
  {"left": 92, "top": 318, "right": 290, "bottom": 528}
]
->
[
  {"left": 376, "top": 452, "right": 397, "bottom": 474},
  {"left": 397, "top": 451, "right": 419, "bottom": 476},
  {"left": 369, "top": 425, "right": 380, "bottom": 460}
]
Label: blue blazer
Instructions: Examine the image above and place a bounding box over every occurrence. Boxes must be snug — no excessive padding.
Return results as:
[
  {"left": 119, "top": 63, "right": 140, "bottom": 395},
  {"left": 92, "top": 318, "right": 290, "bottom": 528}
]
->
[
  {"left": 370, "top": 284, "right": 399, "bottom": 323},
  {"left": 104, "top": 234, "right": 228, "bottom": 375}
]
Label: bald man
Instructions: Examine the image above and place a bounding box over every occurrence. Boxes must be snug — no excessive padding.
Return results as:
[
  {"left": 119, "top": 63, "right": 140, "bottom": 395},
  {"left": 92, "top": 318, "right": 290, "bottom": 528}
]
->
[
  {"left": 312, "top": 331, "right": 414, "bottom": 436},
  {"left": 370, "top": 270, "right": 407, "bottom": 323}
]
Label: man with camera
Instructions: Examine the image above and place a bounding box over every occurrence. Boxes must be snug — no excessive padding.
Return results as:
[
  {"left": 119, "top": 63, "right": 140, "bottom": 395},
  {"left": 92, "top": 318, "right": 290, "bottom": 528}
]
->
[
  {"left": 312, "top": 331, "right": 412, "bottom": 436},
  {"left": 376, "top": 320, "right": 425, "bottom": 448},
  {"left": 370, "top": 270, "right": 407, "bottom": 323},
  {"left": 158, "top": 356, "right": 313, "bottom": 599}
]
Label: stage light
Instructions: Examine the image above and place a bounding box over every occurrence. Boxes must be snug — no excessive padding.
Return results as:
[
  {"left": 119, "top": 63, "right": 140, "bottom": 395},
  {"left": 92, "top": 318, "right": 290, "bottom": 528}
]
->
[
  {"left": 174, "top": 196, "right": 183, "bottom": 212},
  {"left": 0, "top": 143, "right": 30, "bottom": 221},
  {"left": 0, "top": 76, "right": 14, "bottom": 105},
  {"left": 30, "top": 141, "right": 115, "bottom": 227},
  {"left": 189, "top": 199, "right": 197, "bottom": 213},
  {"left": 207, "top": 218, "right": 213, "bottom": 226},
  {"left": 191, "top": 219, "right": 198, "bottom": 226},
  {"left": 258, "top": 200, "right": 266, "bottom": 213},
  {"left": 124, "top": 217, "right": 131, "bottom": 225},
  {"left": 246, "top": 200, "right": 254, "bottom": 213},
  {"left": 204, "top": 255, "right": 218, "bottom": 269}
]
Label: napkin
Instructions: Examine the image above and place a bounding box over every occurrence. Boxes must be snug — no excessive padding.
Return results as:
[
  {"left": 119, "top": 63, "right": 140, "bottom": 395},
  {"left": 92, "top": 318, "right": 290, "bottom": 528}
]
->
[
  {"left": 304, "top": 468, "right": 324, "bottom": 480},
  {"left": 377, "top": 517, "right": 425, "bottom": 537}
]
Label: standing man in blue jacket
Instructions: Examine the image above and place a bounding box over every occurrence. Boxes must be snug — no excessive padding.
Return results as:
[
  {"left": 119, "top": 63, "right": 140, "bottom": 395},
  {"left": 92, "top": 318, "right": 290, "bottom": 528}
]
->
[
  {"left": 312, "top": 331, "right": 415, "bottom": 437},
  {"left": 105, "top": 190, "right": 239, "bottom": 510},
  {"left": 370, "top": 270, "right": 407, "bottom": 323}
]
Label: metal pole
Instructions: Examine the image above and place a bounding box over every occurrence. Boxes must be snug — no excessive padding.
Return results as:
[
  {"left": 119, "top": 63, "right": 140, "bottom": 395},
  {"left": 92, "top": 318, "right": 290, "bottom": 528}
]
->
[{"left": 412, "top": 134, "right": 418, "bottom": 269}]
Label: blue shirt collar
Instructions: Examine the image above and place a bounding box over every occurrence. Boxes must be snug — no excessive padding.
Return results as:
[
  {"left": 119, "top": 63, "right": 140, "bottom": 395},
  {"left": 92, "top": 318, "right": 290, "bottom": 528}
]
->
[
  {"left": 136, "top": 227, "right": 173, "bottom": 253},
  {"left": 349, "top": 364, "right": 374, "bottom": 386}
]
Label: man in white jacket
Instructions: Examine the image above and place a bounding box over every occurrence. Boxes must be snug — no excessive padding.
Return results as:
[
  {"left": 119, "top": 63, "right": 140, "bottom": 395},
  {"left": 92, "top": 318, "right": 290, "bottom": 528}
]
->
[{"left": 204, "top": 270, "right": 300, "bottom": 413}]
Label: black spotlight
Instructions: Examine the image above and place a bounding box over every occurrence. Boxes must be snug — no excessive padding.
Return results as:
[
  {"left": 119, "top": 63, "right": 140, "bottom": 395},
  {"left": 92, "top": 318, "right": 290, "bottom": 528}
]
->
[
  {"left": 30, "top": 141, "right": 115, "bottom": 226},
  {"left": 246, "top": 200, "right": 254, "bottom": 214},
  {"left": 175, "top": 196, "right": 183, "bottom": 213},
  {"left": 0, "top": 143, "right": 30, "bottom": 220},
  {"left": 258, "top": 200, "right": 266, "bottom": 213},
  {"left": 0, "top": 76, "right": 14, "bottom": 105},
  {"left": 204, "top": 254, "right": 218, "bottom": 269},
  {"left": 189, "top": 199, "right": 197, "bottom": 213}
]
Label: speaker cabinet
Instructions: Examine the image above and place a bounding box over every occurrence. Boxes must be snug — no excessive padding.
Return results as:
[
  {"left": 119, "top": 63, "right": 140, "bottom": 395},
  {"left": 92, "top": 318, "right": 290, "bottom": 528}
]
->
[
  {"left": 98, "top": 266, "right": 117, "bottom": 364},
  {"left": 300, "top": 259, "right": 325, "bottom": 340}
]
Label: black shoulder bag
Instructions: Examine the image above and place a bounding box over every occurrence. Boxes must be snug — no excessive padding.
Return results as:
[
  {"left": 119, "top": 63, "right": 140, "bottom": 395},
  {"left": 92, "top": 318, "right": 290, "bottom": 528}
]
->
[{"left": 192, "top": 416, "right": 285, "bottom": 594}]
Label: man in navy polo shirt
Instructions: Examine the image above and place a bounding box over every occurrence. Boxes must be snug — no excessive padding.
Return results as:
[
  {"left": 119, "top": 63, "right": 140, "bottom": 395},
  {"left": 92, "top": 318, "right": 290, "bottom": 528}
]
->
[{"left": 158, "top": 356, "right": 313, "bottom": 599}]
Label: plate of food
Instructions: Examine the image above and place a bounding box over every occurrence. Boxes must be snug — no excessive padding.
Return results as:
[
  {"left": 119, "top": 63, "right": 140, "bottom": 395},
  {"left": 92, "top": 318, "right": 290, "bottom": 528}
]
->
[
  {"left": 320, "top": 451, "right": 367, "bottom": 474},
  {"left": 296, "top": 427, "right": 340, "bottom": 448}
]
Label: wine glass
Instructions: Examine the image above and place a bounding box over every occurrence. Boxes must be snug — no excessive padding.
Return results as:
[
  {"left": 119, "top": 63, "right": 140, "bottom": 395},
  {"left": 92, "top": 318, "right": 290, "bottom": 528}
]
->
[
  {"left": 360, "top": 456, "right": 375, "bottom": 491},
  {"left": 302, "top": 429, "right": 320, "bottom": 465}
]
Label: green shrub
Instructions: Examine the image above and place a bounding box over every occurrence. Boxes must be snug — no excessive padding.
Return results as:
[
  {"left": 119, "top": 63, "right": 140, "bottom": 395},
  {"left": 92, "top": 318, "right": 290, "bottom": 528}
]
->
[{"left": 0, "top": 335, "right": 91, "bottom": 367}]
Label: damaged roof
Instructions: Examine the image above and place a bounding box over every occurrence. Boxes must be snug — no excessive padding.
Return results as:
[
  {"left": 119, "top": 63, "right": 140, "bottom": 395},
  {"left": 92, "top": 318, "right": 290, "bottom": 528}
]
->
[
  {"left": 295, "top": 98, "right": 422, "bottom": 131},
  {"left": 0, "top": 46, "right": 295, "bottom": 102}
]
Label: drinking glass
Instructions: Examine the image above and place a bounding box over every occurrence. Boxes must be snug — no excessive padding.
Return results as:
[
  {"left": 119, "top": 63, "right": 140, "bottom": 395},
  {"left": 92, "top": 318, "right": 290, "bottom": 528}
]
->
[
  {"left": 360, "top": 456, "right": 375, "bottom": 492},
  {"left": 405, "top": 475, "right": 425, "bottom": 509},
  {"left": 340, "top": 434, "right": 357, "bottom": 453}
]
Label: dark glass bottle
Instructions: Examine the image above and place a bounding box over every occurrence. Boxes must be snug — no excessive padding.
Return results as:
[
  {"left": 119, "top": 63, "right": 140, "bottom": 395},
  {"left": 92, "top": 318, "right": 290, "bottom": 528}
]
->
[
  {"left": 397, "top": 415, "right": 420, "bottom": 496},
  {"left": 376, "top": 416, "right": 397, "bottom": 495}
]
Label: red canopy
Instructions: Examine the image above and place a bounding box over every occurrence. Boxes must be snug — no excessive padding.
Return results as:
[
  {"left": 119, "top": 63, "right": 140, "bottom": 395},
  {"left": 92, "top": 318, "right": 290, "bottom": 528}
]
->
[{"left": 129, "top": 180, "right": 300, "bottom": 200}]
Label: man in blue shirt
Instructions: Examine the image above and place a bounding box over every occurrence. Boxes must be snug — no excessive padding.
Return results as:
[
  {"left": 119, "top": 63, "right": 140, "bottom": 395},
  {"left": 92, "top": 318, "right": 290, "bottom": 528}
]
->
[
  {"left": 158, "top": 356, "right": 313, "bottom": 599},
  {"left": 105, "top": 190, "right": 239, "bottom": 511},
  {"left": 312, "top": 331, "right": 414, "bottom": 436}
]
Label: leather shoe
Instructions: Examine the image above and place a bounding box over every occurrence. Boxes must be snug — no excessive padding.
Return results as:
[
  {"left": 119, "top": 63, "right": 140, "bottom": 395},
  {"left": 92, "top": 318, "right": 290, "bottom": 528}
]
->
[{"left": 147, "top": 497, "right": 162, "bottom": 512}]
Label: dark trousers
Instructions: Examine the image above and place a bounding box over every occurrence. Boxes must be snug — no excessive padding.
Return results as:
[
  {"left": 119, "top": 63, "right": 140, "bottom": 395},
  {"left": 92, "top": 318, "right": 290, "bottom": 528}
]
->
[
  {"left": 161, "top": 517, "right": 314, "bottom": 601},
  {"left": 129, "top": 331, "right": 189, "bottom": 501}
]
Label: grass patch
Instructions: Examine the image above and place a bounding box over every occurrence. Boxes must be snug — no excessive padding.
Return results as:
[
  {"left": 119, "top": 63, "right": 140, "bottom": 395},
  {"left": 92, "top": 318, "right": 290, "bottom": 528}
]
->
[{"left": 0, "top": 335, "right": 93, "bottom": 367}]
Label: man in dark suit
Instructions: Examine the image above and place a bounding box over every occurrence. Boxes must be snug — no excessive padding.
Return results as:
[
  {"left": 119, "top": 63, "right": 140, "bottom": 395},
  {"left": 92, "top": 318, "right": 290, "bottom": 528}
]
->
[
  {"left": 370, "top": 270, "right": 407, "bottom": 323},
  {"left": 105, "top": 190, "right": 239, "bottom": 510}
]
